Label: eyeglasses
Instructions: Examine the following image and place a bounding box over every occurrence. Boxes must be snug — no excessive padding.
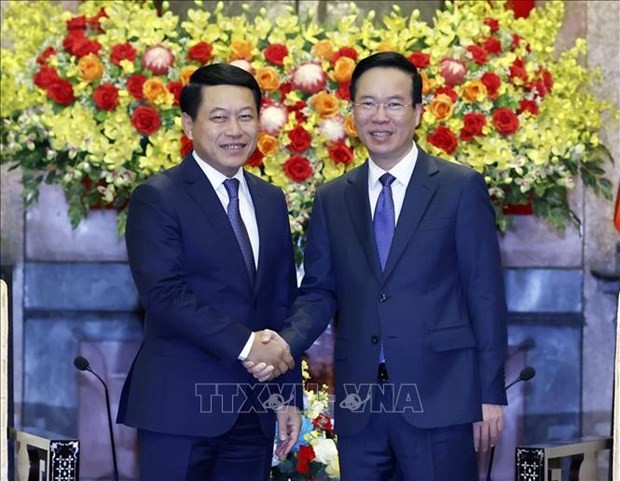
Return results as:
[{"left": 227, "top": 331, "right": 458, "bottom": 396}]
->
[{"left": 352, "top": 100, "right": 413, "bottom": 114}]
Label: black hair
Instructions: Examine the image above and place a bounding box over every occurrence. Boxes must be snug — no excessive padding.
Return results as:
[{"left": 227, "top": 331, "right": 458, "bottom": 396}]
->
[
  {"left": 179, "top": 63, "right": 262, "bottom": 120},
  {"left": 349, "top": 52, "right": 423, "bottom": 105}
]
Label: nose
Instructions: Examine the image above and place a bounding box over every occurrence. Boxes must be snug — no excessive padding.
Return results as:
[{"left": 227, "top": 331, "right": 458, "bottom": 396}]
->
[
  {"left": 370, "top": 103, "right": 390, "bottom": 122},
  {"left": 227, "top": 117, "right": 243, "bottom": 136}
]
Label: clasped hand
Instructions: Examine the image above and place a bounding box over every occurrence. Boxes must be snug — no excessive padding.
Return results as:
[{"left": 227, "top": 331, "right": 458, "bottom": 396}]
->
[{"left": 243, "top": 329, "right": 293, "bottom": 381}]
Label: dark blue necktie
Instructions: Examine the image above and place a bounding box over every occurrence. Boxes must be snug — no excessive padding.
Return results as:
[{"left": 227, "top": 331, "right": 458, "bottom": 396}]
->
[
  {"left": 373, "top": 173, "right": 395, "bottom": 365},
  {"left": 374, "top": 173, "right": 396, "bottom": 271},
  {"left": 223, "top": 178, "right": 256, "bottom": 286}
]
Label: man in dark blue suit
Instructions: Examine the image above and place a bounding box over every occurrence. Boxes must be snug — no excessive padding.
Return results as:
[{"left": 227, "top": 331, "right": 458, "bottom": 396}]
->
[
  {"left": 117, "top": 64, "right": 302, "bottom": 481},
  {"left": 249, "top": 52, "right": 508, "bottom": 481}
]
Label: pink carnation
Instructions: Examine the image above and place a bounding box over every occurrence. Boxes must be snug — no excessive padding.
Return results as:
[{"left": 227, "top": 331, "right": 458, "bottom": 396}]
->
[
  {"left": 291, "top": 62, "right": 327, "bottom": 94},
  {"left": 259, "top": 103, "right": 288, "bottom": 135},
  {"left": 142, "top": 45, "right": 175, "bottom": 75}
]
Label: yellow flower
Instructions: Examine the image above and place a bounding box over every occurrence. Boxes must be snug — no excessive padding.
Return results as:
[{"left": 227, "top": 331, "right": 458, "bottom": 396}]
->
[
  {"left": 427, "top": 94, "right": 455, "bottom": 122},
  {"left": 330, "top": 57, "right": 355, "bottom": 84},
  {"left": 255, "top": 67, "right": 280, "bottom": 92},
  {"left": 77, "top": 54, "right": 104, "bottom": 82}
]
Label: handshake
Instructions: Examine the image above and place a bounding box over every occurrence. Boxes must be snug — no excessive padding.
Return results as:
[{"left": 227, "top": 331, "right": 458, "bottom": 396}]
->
[{"left": 243, "top": 329, "right": 293, "bottom": 382}]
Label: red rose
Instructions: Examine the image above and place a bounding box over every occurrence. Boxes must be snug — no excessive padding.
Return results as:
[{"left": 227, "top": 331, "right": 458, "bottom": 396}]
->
[
  {"left": 88, "top": 7, "right": 108, "bottom": 33},
  {"left": 126, "top": 74, "right": 147, "bottom": 100},
  {"left": 518, "top": 99, "right": 539, "bottom": 116},
  {"left": 36, "top": 47, "right": 56, "bottom": 65},
  {"left": 142, "top": 44, "right": 175, "bottom": 75},
  {"left": 439, "top": 57, "right": 466, "bottom": 86},
  {"left": 279, "top": 81, "right": 292, "bottom": 98},
  {"left": 484, "top": 17, "right": 500, "bottom": 33},
  {"left": 287, "top": 126, "right": 312, "bottom": 154},
  {"left": 492, "top": 108, "right": 519, "bottom": 135},
  {"left": 541, "top": 69, "right": 553, "bottom": 91},
  {"left": 336, "top": 81, "right": 351, "bottom": 101},
  {"left": 512, "top": 34, "right": 522, "bottom": 49},
  {"left": 66, "top": 15, "right": 87, "bottom": 31},
  {"left": 110, "top": 42, "right": 137, "bottom": 66},
  {"left": 180, "top": 134, "right": 193, "bottom": 158},
  {"left": 296, "top": 445, "right": 316, "bottom": 475},
  {"left": 312, "top": 413, "right": 333, "bottom": 433},
  {"left": 47, "top": 79, "right": 75, "bottom": 106},
  {"left": 408, "top": 51, "right": 430, "bottom": 69},
  {"left": 332, "top": 46, "right": 358, "bottom": 63},
  {"left": 460, "top": 112, "right": 487, "bottom": 141},
  {"left": 283, "top": 155, "right": 313, "bottom": 182},
  {"left": 131, "top": 105, "right": 161, "bottom": 135},
  {"left": 245, "top": 148, "right": 264, "bottom": 168},
  {"left": 63, "top": 30, "right": 86, "bottom": 53},
  {"left": 93, "top": 83, "right": 119, "bottom": 111},
  {"left": 34, "top": 66, "right": 60, "bottom": 89},
  {"left": 188, "top": 41, "right": 213, "bottom": 64},
  {"left": 73, "top": 37, "right": 102, "bottom": 58},
  {"left": 483, "top": 36, "right": 502, "bottom": 55},
  {"left": 466, "top": 45, "right": 488, "bottom": 65},
  {"left": 427, "top": 126, "right": 458, "bottom": 154},
  {"left": 434, "top": 85, "right": 458, "bottom": 103},
  {"left": 264, "top": 43, "right": 288, "bottom": 66},
  {"left": 167, "top": 81, "right": 183, "bottom": 106},
  {"left": 509, "top": 58, "right": 528, "bottom": 83},
  {"left": 328, "top": 141, "right": 353, "bottom": 166},
  {"left": 480, "top": 72, "right": 501, "bottom": 99}
]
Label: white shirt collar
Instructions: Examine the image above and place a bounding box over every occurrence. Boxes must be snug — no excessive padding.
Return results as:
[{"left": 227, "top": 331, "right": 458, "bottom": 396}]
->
[
  {"left": 367, "top": 142, "right": 418, "bottom": 188},
  {"left": 192, "top": 151, "right": 247, "bottom": 192}
]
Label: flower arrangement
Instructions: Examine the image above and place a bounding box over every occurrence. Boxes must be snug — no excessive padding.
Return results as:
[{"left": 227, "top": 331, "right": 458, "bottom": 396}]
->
[
  {"left": 1, "top": 0, "right": 617, "bottom": 263},
  {"left": 272, "top": 360, "right": 339, "bottom": 481}
]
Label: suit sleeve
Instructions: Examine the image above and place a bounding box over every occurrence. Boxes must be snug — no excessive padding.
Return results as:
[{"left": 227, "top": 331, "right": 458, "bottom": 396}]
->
[
  {"left": 126, "top": 182, "right": 251, "bottom": 362},
  {"left": 280, "top": 189, "right": 338, "bottom": 357},
  {"left": 455, "top": 172, "right": 508, "bottom": 405}
]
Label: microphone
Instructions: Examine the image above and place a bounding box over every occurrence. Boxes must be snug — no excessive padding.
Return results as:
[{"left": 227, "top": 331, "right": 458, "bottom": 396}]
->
[
  {"left": 486, "top": 366, "right": 536, "bottom": 481},
  {"left": 74, "top": 355, "right": 120, "bottom": 481}
]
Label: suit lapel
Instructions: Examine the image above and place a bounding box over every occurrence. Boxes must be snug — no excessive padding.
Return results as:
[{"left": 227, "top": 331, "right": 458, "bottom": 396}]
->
[
  {"left": 180, "top": 156, "right": 254, "bottom": 292},
  {"left": 244, "top": 172, "right": 268, "bottom": 296},
  {"left": 383, "top": 149, "right": 439, "bottom": 280},
  {"left": 345, "top": 163, "right": 382, "bottom": 282}
]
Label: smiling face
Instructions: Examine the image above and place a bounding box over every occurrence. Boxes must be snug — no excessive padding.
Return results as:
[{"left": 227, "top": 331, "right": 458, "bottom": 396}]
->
[
  {"left": 182, "top": 84, "right": 258, "bottom": 177},
  {"left": 352, "top": 67, "right": 422, "bottom": 170}
]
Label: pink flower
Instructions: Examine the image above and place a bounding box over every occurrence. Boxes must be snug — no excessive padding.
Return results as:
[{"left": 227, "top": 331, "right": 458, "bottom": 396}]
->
[
  {"left": 259, "top": 103, "right": 288, "bottom": 135},
  {"left": 142, "top": 45, "right": 175, "bottom": 75},
  {"left": 439, "top": 57, "right": 467, "bottom": 86},
  {"left": 318, "top": 117, "right": 346, "bottom": 142},
  {"left": 291, "top": 62, "right": 327, "bottom": 94}
]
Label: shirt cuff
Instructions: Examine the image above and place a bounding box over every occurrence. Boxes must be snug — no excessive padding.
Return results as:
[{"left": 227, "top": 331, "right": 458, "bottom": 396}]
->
[{"left": 238, "top": 332, "right": 255, "bottom": 361}]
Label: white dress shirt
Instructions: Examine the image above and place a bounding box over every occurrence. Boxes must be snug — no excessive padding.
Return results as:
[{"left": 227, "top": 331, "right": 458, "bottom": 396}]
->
[
  {"left": 368, "top": 142, "right": 419, "bottom": 224},
  {"left": 193, "top": 153, "right": 258, "bottom": 359}
]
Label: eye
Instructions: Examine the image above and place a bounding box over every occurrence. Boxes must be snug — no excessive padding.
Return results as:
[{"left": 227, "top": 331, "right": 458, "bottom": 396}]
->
[
  {"left": 387, "top": 102, "right": 404, "bottom": 111},
  {"left": 210, "top": 115, "right": 227, "bottom": 122},
  {"left": 239, "top": 113, "right": 254, "bottom": 121},
  {"left": 360, "top": 101, "right": 376, "bottom": 109}
]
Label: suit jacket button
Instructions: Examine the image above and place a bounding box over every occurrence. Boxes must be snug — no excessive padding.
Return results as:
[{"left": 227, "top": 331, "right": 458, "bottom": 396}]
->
[
  {"left": 371, "top": 336, "right": 379, "bottom": 344},
  {"left": 378, "top": 293, "right": 387, "bottom": 302}
]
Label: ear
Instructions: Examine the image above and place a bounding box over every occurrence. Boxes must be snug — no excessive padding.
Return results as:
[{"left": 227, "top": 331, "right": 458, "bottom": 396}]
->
[
  {"left": 413, "top": 104, "right": 423, "bottom": 128},
  {"left": 181, "top": 112, "right": 193, "bottom": 139}
]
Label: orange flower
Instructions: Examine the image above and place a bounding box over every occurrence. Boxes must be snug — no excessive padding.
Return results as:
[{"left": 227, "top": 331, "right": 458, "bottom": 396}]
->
[
  {"left": 77, "top": 53, "right": 103, "bottom": 81},
  {"left": 462, "top": 79, "right": 487, "bottom": 102},
  {"left": 257, "top": 133, "right": 279, "bottom": 156},
  {"left": 180, "top": 65, "right": 198, "bottom": 85},
  {"left": 420, "top": 71, "right": 436, "bottom": 96},
  {"left": 230, "top": 39, "right": 254, "bottom": 60},
  {"left": 143, "top": 77, "right": 169, "bottom": 103},
  {"left": 427, "top": 94, "right": 455, "bottom": 121},
  {"left": 313, "top": 39, "right": 334, "bottom": 61},
  {"left": 255, "top": 67, "right": 280, "bottom": 92},
  {"left": 310, "top": 91, "right": 340, "bottom": 118},
  {"left": 330, "top": 57, "right": 355, "bottom": 84},
  {"left": 344, "top": 114, "right": 358, "bottom": 137}
]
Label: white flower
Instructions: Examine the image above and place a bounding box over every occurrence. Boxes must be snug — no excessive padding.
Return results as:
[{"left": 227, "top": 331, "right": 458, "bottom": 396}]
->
[
  {"left": 142, "top": 45, "right": 175, "bottom": 75},
  {"left": 312, "top": 437, "right": 338, "bottom": 464},
  {"left": 291, "top": 62, "right": 327, "bottom": 94},
  {"left": 319, "top": 116, "right": 345, "bottom": 142},
  {"left": 260, "top": 104, "right": 288, "bottom": 135}
]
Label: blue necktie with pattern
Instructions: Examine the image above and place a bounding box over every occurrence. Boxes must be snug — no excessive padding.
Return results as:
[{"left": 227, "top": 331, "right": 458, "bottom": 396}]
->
[
  {"left": 223, "top": 178, "right": 256, "bottom": 286},
  {"left": 373, "top": 173, "right": 396, "bottom": 365}
]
